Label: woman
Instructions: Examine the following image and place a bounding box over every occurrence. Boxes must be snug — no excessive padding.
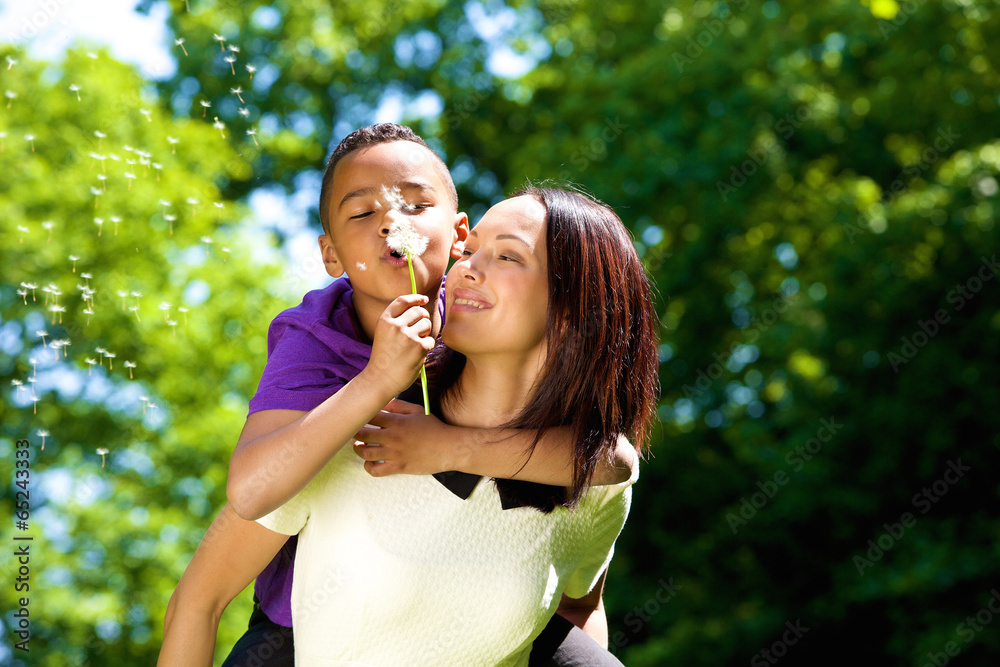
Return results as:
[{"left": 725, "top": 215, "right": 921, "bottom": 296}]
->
[{"left": 159, "top": 186, "right": 659, "bottom": 666}]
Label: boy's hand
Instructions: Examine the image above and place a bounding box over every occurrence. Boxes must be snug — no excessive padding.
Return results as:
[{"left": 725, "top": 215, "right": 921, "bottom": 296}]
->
[
  {"left": 362, "top": 294, "right": 435, "bottom": 398},
  {"left": 353, "top": 399, "right": 465, "bottom": 476}
]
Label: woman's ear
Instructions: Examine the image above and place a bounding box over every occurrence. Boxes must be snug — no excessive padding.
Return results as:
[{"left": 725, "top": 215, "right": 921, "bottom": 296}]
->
[
  {"left": 450, "top": 212, "right": 470, "bottom": 260},
  {"left": 318, "top": 234, "right": 345, "bottom": 278}
]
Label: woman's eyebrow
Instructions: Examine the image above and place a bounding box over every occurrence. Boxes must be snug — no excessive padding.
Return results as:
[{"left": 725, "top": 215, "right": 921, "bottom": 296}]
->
[{"left": 495, "top": 233, "right": 531, "bottom": 246}]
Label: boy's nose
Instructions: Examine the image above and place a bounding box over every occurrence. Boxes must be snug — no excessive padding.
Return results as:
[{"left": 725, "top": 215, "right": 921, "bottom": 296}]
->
[{"left": 378, "top": 208, "right": 396, "bottom": 236}]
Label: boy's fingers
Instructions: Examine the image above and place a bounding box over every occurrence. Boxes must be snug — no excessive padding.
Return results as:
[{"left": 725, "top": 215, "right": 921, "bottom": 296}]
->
[
  {"left": 353, "top": 443, "right": 387, "bottom": 461},
  {"left": 386, "top": 293, "right": 429, "bottom": 318},
  {"left": 382, "top": 398, "right": 423, "bottom": 415}
]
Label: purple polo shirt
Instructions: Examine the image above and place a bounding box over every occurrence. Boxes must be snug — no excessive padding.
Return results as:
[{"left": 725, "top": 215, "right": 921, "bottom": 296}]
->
[{"left": 248, "top": 276, "right": 445, "bottom": 626}]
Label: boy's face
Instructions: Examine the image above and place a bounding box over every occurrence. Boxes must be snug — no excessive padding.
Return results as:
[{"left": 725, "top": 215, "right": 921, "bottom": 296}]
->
[{"left": 319, "top": 141, "right": 467, "bottom": 306}]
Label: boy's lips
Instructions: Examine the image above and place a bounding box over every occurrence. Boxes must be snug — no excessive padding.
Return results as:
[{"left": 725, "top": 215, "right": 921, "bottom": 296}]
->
[
  {"left": 380, "top": 247, "right": 410, "bottom": 267},
  {"left": 451, "top": 288, "right": 493, "bottom": 311}
]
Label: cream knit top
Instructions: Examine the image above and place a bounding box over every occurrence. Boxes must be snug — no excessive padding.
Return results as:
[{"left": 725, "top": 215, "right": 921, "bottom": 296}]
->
[{"left": 258, "top": 447, "right": 636, "bottom": 666}]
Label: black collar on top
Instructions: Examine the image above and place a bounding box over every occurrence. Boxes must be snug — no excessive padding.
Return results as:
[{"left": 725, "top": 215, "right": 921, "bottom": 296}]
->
[{"left": 397, "top": 382, "right": 530, "bottom": 509}]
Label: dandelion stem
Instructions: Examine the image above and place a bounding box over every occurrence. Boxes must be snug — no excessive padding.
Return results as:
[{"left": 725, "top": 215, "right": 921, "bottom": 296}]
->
[{"left": 406, "top": 253, "right": 430, "bottom": 416}]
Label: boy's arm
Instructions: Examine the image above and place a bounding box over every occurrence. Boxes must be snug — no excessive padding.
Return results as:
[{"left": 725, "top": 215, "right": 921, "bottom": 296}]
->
[
  {"left": 228, "top": 294, "right": 434, "bottom": 520},
  {"left": 353, "top": 400, "right": 636, "bottom": 486},
  {"left": 555, "top": 570, "right": 610, "bottom": 648},
  {"left": 157, "top": 504, "right": 288, "bottom": 667}
]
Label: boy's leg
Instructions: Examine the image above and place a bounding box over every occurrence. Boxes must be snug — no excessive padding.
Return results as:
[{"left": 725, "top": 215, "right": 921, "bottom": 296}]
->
[
  {"left": 528, "top": 614, "right": 625, "bottom": 667},
  {"left": 220, "top": 596, "right": 294, "bottom": 667}
]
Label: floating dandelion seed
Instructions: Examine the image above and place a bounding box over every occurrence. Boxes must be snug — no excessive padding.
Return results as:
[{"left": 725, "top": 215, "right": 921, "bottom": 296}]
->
[
  {"left": 69, "top": 255, "right": 80, "bottom": 272},
  {"left": 29, "top": 356, "right": 37, "bottom": 377},
  {"left": 174, "top": 38, "right": 188, "bottom": 56},
  {"left": 140, "top": 395, "right": 149, "bottom": 414},
  {"left": 81, "top": 272, "right": 92, "bottom": 289},
  {"left": 56, "top": 338, "right": 70, "bottom": 358},
  {"left": 25, "top": 134, "right": 35, "bottom": 152},
  {"left": 50, "top": 340, "right": 61, "bottom": 361},
  {"left": 94, "top": 129, "right": 106, "bottom": 149},
  {"left": 17, "top": 288, "right": 28, "bottom": 304},
  {"left": 356, "top": 261, "right": 367, "bottom": 271},
  {"left": 159, "top": 302, "right": 172, "bottom": 321},
  {"left": 213, "top": 33, "right": 226, "bottom": 51},
  {"left": 124, "top": 172, "right": 136, "bottom": 189},
  {"left": 200, "top": 99, "right": 211, "bottom": 117},
  {"left": 12, "top": 379, "right": 24, "bottom": 397},
  {"left": 228, "top": 44, "right": 240, "bottom": 53},
  {"left": 49, "top": 305, "right": 65, "bottom": 324},
  {"left": 91, "top": 186, "right": 102, "bottom": 207},
  {"left": 124, "top": 360, "right": 136, "bottom": 379},
  {"left": 95, "top": 347, "right": 106, "bottom": 365},
  {"left": 213, "top": 201, "right": 225, "bottom": 220},
  {"left": 178, "top": 307, "right": 189, "bottom": 324},
  {"left": 140, "top": 108, "right": 152, "bottom": 122},
  {"left": 32, "top": 395, "right": 40, "bottom": 414},
  {"left": 5, "top": 55, "right": 16, "bottom": 69},
  {"left": 201, "top": 236, "right": 214, "bottom": 256},
  {"left": 85, "top": 357, "right": 97, "bottom": 374},
  {"left": 238, "top": 107, "right": 250, "bottom": 118},
  {"left": 22, "top": 282, "right": 37, "bottom": 301},
  {"left": 37, "top": 429, "right": 48, "bottom": 450},
  {"left": 225, "top": 55, "right": 237, "bottom": 75},
  {"left": 69, "top": 84, "right": 81, "bottom": 101},
  {"left": 231, "top": 86, "right": 244, "bottom": 103},
  {"left": 168, "top": 319, "right": 178, "bottom": 336},
  {"left": 96, "top": 447, "right": 109, "bottom": 468},
  {"left": 213, "top": 116, "right": 226, "bottom": 139},
  {"left": 159, "top": 199, "right": 172, "bottom": 214},
  {"left": 129, "top": 305, "right": 141, "bottom": 322},
  {"left": 246, "top": 128, "right": 258, "bottom": 145},
  {"left": 110, "top": 215, "right": 121, "bottom": 235},
  {"left": 94, "top": 217, "right": 104, "bottom": 236},
  {"left": 6, "top": 90, "right": 17, "bottom": 108},
  {"left": 97, "top": 173, "right": 107, "bottom": 191},
  {"left": 108, "top": 153, "right": 120, "bottom": 162},
  {"left": 167, "top": 136, "right": 179, "bottom": 153},
  {"left": 42, "top": 221, "right": 54, "bottom": 242},
  {"left": 84, "top": 306, "right": 94, "bottom": 325},
  {"left": 246, "top": 64, "right": 256, "bottom": 80},
  {"left": 152, "top": 162, "right": 163, "bottom": 180},
  {"left": 104, "top": 351, "right": 115, "bottom": 370},
  {"left": 222, "top": 247, "right": 231, "bottom": 263},
  {"left": 36, "top": 330, "right": 48, "bottom": 348},
  {"left": 89, "top": 152, "right": 107, "bottom": 172},
  {"left": 164, "top": 214, "right": 177, "bottom": 235},
  {"left": 117, "top": 291, "right": 129, "bottom": 310},
  {"left": 17, "top": 225, "right": 28, "bottom": 243}
]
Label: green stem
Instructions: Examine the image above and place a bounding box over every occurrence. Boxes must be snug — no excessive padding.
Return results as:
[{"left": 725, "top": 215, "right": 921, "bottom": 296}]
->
[{"left": 406, "top": 253, "right": 430, "bottom": 415}]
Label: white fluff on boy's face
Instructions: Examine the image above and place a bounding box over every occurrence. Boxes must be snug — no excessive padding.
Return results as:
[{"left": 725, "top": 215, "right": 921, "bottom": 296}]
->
[
  {"left": 443, "top": 196, "right": 549, "bottom": 365},
  {"left": 318, "top": 141, "right": 468, "bottom": 314}
]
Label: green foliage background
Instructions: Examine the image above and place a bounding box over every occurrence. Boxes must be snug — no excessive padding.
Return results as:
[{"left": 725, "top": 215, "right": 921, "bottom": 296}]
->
[{"left": 2, "top": 0, "right": 999, "bottom": 664}]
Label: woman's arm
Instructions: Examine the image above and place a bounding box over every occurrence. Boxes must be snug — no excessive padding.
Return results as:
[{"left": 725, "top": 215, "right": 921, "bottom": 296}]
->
[
  {"left": 555, "top": 570, "right": 610, "bottom": 647},
  {"left": 353, "top": 400, "right": 636, "bottom": 486},
  {"left": 157, "top": 504, "right": 290, "bottom": 667}
]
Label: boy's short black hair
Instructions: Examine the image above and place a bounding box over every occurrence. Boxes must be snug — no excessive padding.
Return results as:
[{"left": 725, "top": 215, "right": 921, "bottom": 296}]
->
[{"left": 318, "top": 123, "right": 458, "bottom": 233}]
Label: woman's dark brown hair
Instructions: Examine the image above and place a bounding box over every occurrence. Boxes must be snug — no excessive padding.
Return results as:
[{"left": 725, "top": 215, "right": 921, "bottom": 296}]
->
[{"left": 428, "top": 185, "right": 660, "bottom": 511}]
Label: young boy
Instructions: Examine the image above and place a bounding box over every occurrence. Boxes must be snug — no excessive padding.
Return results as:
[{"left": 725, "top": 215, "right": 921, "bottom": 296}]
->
[{"left": 180, "top": 124, "right": 631, "bottom": 666}]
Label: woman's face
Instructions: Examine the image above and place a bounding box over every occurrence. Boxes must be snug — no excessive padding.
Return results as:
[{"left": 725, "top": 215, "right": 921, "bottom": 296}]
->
[{"left": 442, "top": 195, "right": 549, "bottom": 363}]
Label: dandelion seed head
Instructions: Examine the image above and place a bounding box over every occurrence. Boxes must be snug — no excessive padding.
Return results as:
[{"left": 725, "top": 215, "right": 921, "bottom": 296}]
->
[
  {"left": 159, "top": 302, "right": 172, "bottom": 310},
  {"left": 96, "top": 447, "right": 108, "bottom": 455},
  {"left": 224, "top": 55, "right": 237, "bottom": 64},
  {"left": 239, "top": 108, "right": 250, "bottom": 118},
  {"left": 84, "top": 307, "right": 94, "bottom": 315},
  {"left": 214, "top": 202, "right": 225, "bottom": 209},
  {"left": 6, "top": 90, "right": 17, "bottom": 99},
  {"left": 356, "top": 261, "right": 367, "bottom": 271},
  {"left": 90, "top": 187, "right": 102, "bottom": 196},
  {"left": 24, "top": 134, "right": 34, "bottom": 141},
  {"left": 131, "top": 291, "right": 142, "bottom": 297},
  {"left": 167, "top": 136, "right": 179, "bottom": 144},
  {"left": 12, "top": 379, "right": 23, "bottom": 386},
  {"left": 124, "top": 172, "right": 136, "bottom": 180},
  {"left": 110, "top": 216, "right": 121, "bottom": 223},
  {"left": 175, "top": 38, "right": 185, "bottom": 46},
  {"left": 164, "top": 214, "right": 176, "bottom": 221},
  {"left": 69, "top": 84, "right": 80, "bottom": 92},
  {"left": 178, "top": 307, "right": 189, "bottom": 313},
  {"left": 17, "top": 225, "right": 29, "bottom": 233},
  {"left": 124, "top": 361, "right": 136, "bottom": 368},
  {"left": 94, "top": 131, "right": 106, "bottom": 139},
  {"left": 85, "top": 358, "right": 97, "bottom": 365},
  {"left": 117, "top": 290, "right": 128, "bottom": 298},
  {"left": 231, "top": 87, "right": 242, "bottom": 94},
  {"left": 69, "top": 255, "right": 80, "bottom": 261},
  {"left": 201, "top": 236, "right": 214, "bottom": 244},
  {"left": 159, "top": 199, "right": 172, "bottom": 207},
  {"left": 200, "top": 100, "right": 212, "bottom": 108},
  {"left": 81, "top": 272, "right": 92, "bottom": 279},
  {"left": 386, "top": 219, "right": 430, "bottom": 258},
  {"left": 97, "top": 174, "right": 107, "bottom": 181},
  {"left": 42, "top": 221, "right": 54, "bottom": 230},
  {"left": 228, "top": 45, "right": 240, "bottom": 53},
  {"left": 187, "top": 198, "right": 200, "bottom": 205}
]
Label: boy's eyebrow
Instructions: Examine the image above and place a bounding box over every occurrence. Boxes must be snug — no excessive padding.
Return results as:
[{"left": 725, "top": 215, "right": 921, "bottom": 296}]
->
[{"left": 338, "top": 181, "right": 437, "bottom": 210}]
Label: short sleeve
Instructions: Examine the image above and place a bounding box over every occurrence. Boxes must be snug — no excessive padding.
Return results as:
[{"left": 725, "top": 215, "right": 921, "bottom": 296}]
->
[
  {"left": 248, "top": 319, "right": 362, "bottom": 414},
  {"left": 562, "top": 461, "right": 639, "bottom": 599},
  {"left": 256, "top": 471, "right": 320, "bottom": 536}
]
